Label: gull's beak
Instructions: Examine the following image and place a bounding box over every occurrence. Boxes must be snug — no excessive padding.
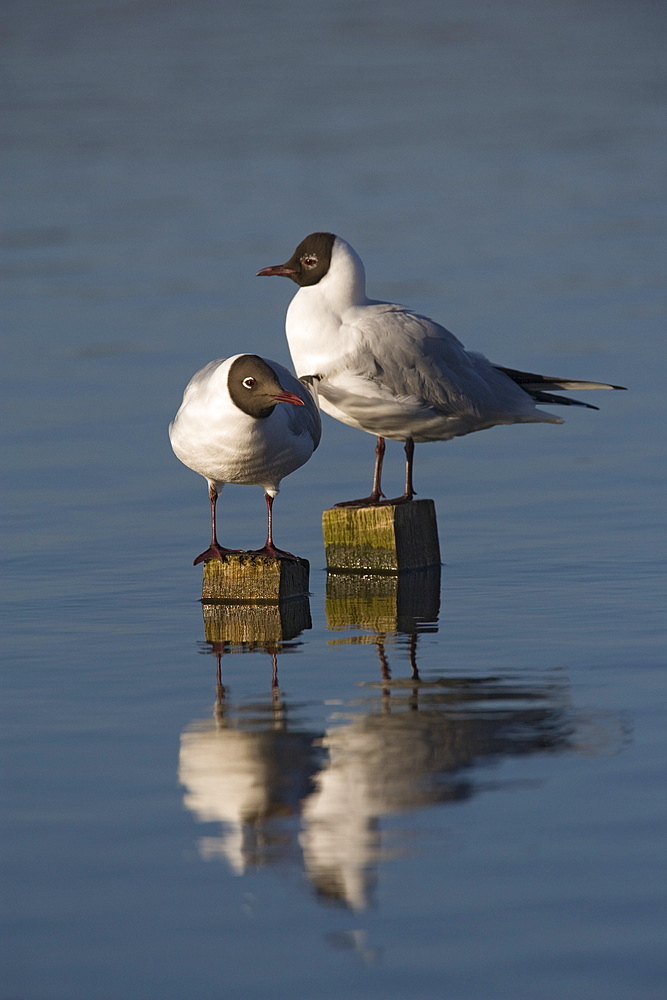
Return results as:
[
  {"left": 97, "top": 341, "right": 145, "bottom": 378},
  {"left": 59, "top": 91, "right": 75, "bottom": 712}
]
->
[
  {"left": 256, "top": 263, "right": 296, "bottom": 278},
  {"left": 272, "top": 390, "right": 305, "bottom": 406}
]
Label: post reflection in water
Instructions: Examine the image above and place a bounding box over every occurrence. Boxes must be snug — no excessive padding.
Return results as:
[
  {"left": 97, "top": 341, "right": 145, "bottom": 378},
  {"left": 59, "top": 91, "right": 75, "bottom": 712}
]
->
[
  {"left": 325, "top": 566, "right": 442, "bottom": 685},
  {"left": 179, "top": 573, "right": 622, "bottom": 911}
]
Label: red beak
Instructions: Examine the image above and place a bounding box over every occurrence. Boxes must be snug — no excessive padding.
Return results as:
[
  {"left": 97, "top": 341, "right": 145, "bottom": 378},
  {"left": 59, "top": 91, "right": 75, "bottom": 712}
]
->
[
  {"left": 272, "top": 390, "right": 305, "bottom": 406},
  {"left": 256, "top": 264, "right": 296, "bottom": 278}
]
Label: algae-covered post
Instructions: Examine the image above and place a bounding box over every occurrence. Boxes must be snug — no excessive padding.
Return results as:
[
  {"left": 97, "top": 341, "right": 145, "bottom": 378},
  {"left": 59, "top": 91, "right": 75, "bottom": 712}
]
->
[
  {"left": 201, "top": 552, "right": 310, "bottom": 602},
  {"left": 322, "top": 499, "right": 441, "bottom": 573}
]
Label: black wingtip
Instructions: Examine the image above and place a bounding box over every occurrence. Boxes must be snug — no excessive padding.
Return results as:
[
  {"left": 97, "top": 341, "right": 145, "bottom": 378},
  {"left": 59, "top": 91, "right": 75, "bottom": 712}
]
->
[{"left": 531, "top": 389, "right": 600, "bottom": 409}]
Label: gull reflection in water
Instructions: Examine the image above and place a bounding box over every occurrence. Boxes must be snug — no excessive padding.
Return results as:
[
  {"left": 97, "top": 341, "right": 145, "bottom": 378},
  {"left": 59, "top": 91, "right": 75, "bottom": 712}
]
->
[
  {"left": 179, "top": 571, "right": 627, "bottom": 910},
  {"left": 180, "top": 692, "right": 318, "bottom": 872},
  {"left": 179, "top": 594, "right": 318, "bottom": 872}
]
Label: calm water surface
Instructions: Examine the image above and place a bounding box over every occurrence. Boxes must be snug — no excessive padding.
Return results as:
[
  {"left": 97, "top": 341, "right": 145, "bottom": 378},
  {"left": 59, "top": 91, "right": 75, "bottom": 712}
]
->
[{"left": 2, "top": 2, "right": 665, "bottom": 998}]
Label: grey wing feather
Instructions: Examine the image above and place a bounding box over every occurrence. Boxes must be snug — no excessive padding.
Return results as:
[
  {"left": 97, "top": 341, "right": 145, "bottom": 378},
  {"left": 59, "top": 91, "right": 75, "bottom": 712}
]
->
[{"left": 350, "top": 307, "right": 534, "bottom": 418}]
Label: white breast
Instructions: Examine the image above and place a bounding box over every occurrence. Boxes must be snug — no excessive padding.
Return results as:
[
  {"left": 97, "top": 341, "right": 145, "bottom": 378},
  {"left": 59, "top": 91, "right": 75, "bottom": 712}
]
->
[
  {"left": 286, "top": 236, "right": 369, "bottom": 378},
  {"left": 286, "top": 291, "right": 347, "bottom": 377}
]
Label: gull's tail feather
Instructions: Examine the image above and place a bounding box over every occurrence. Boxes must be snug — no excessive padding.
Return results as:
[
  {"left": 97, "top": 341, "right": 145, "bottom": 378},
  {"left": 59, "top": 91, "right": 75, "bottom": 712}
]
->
[{"left": 495, "top": 366, "right": 626, "bottom": 409}]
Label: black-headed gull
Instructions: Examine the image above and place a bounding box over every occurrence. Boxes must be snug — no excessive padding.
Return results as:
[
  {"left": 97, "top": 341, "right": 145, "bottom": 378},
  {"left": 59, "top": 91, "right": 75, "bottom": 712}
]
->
[
  {"left": 169, "top": 354, "right": 321, "bottom": 564},
  {"left": 258, "top": 233, "right": 625, "bottom": 506}
]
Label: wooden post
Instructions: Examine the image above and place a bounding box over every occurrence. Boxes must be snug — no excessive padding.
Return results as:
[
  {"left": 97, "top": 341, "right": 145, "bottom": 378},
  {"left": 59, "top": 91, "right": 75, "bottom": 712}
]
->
[
  {"left": 202, "top": 595, "right": 312, "bottom": 646},
  {"left": 322, "top": 499, "right": 440, "bottom": 573},
  {"left": 325, "top": 566, "right": 441, "bottom": 633},
  {"left": 201, "top": 553, "right": 310, "bottom": 603}
]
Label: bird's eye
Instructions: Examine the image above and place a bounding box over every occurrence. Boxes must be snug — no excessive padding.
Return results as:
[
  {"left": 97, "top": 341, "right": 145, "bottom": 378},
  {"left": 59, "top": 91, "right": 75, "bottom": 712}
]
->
[
  {"left": 301, "top": 255, "right": 318, "bottom": 269},
  {"left": 242, "top": 377, "right": 255, "bottom": 389}
]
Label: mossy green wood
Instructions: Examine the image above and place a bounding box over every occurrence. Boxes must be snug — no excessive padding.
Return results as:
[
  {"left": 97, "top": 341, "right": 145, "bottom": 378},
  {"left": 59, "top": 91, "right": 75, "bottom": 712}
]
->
[
  {"left": 201, "top": 552, "right": 310, "bottom": 602},
  {"left": 322, "top": 499, "right": 440, "bottom": 572}
]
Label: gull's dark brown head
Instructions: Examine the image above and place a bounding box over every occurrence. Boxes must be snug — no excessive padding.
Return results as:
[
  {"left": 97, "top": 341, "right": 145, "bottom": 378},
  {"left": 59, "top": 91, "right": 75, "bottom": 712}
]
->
[
  {"left": 257, "top": 232, "right": 336, "bottom": 287},
  {"left": 227, "top": 355, "right": 304, "bottom": 419}
]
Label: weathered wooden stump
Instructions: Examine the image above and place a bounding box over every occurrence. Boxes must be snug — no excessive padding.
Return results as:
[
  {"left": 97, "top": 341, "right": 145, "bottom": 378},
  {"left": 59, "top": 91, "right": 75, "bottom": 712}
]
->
[
  {"left": 322, "top": 499, "right": 440, "bottom": 573},
  {"left": 202, "top": 595, "right": 312, "bottom": 646},
  {"left": 325, "top": 565, "right": 441, "bottom": 633},
  {"left": 201, "top": 552, "right": 310, "bottom": 603}
]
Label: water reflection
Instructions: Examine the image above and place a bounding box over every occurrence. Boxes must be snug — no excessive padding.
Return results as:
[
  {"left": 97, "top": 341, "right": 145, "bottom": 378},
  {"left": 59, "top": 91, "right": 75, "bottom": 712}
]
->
[
  {"left": 178, "top": 577, "right": 612, "bottom": 910},
  {"left": 202, "top": 595, "right": 312, "bottom": 648},
  {"left": 325, "top": 566, "right": 441, "bottom": 686},
  {"left": 300, "top": 671, "right": 570, "bottom": 909},
  {"left": 181, "top": 596, "right": 318, "bottom": 871},
  {"left": 179, "top": 693, "right": 319, "bottom": 873},
  {"left": 325, "top": 566, "right": 441, "bottom": 636}
]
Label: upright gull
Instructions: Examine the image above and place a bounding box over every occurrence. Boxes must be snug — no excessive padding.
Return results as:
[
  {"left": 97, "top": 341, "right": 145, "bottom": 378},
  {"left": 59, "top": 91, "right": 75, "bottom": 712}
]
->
[
  {"left": 258, "top": 232, "right": 625, "bottom": 505},
  {"left": 170, "top": 353, "right": 320, "bottom": 563}
]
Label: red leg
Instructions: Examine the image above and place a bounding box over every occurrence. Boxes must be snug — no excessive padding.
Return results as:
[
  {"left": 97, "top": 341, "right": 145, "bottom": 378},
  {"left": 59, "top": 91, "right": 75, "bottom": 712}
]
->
[
  {"left": 248, "top": 493, "right": 304, "bottom": 562},
  {"left": 335, "top": 436, "right": 387, "bottom": 507},
  {"left": 383, "top": 437, "right": 416, "bottom": 505},
  {"left": 193, "top": 484, "right": 240, "bottom": 565}
]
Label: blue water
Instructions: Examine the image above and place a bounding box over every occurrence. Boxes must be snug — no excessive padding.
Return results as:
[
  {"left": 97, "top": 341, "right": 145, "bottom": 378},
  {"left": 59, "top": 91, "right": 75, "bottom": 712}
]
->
[{"left": 2, "top": 1, "right": 665, "bottom": 998}]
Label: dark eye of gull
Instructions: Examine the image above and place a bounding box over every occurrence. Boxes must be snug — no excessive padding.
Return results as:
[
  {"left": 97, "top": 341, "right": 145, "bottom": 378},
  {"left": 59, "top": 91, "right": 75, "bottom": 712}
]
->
[
  {"left": 301, "top": 255, "right": 318, "bottom": 269},
  {"left": 242, "top": 376, "right": 256, "bottom": 389}
]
